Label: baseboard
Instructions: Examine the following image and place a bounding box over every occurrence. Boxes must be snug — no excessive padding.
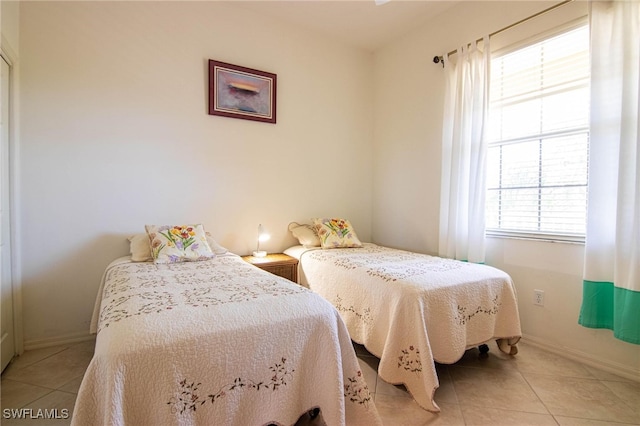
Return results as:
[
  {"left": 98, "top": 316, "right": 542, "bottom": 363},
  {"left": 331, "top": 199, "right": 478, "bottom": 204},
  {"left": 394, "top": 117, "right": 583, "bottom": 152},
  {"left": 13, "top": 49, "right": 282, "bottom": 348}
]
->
[
  {"left": 522, "top": 334, "right": 640, "bottom": 383},
  {"left": 23, "top": 332, "right": 95, "bottom": 352}
]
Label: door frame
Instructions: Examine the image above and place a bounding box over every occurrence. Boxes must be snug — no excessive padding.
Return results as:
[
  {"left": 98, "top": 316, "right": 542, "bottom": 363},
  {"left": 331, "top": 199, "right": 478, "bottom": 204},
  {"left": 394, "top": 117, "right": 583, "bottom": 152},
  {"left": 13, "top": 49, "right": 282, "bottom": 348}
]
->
[{"left": 1, "top": 38, "right": 23, "bottom": 357}]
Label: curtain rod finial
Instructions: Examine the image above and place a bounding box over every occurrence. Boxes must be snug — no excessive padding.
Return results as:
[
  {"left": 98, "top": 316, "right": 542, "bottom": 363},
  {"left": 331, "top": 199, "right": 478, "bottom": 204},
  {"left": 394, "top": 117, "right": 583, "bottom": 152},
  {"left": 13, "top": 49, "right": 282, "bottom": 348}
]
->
[{"left": 433, "top": 55, "right": 444, "bottom": 68}]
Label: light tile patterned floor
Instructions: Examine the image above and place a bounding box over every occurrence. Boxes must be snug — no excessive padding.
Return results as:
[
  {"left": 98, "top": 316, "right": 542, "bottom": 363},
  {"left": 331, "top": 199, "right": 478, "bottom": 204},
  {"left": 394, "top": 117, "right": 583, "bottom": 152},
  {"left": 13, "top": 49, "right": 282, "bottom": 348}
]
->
[{"left": 1, "top": 339, "right": 638, "bottom": 425}]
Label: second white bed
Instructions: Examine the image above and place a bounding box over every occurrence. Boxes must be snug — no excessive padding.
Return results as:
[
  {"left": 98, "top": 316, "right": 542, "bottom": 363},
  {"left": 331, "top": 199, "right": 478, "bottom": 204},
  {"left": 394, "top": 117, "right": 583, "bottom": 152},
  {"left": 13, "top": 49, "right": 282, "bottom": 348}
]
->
[{"left": 285, "top": 243, "right": 522, "bottom": 413}]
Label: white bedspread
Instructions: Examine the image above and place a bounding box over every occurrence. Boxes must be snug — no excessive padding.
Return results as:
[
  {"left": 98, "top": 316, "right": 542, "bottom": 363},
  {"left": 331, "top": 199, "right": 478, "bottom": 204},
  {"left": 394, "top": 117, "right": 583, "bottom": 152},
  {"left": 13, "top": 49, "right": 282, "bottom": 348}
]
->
[
  {"left": 73, "top": 255, "right": 382, "bottom": 426},
  {"left": 286, "top": 244, "right": 522, "bottom": 413}
]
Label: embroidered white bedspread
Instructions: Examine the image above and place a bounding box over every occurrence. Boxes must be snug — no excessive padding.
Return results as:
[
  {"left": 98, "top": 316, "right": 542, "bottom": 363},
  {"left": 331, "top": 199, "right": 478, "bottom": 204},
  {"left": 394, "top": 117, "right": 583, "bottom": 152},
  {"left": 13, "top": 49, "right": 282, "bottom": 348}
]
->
[
  {"left": 73, "top": 255, "right": 382, "bottom": 426},
  {"left": 288, "top": 244, "right": 522, "bottom": 413}
]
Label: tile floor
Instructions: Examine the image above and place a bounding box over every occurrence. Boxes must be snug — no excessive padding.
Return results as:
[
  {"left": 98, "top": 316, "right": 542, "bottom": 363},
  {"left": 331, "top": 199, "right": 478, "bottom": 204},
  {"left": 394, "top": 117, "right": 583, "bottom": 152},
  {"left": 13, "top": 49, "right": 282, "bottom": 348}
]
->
[{"left": 1, "top": 339, "right": 638, "bottom": 425}]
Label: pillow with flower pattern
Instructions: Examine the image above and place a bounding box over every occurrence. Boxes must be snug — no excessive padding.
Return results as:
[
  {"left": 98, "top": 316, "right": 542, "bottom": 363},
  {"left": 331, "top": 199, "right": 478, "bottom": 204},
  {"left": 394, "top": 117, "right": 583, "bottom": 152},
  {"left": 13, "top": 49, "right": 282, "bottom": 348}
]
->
[
  {"left": 145, "top": 224, "right": 215, "bottom": 264},
  {"left": 128, "top": 231, "right": 227, "bottom": 262},
  {"left": 312, "top": 218, "right": 363, "bottom": 249}
]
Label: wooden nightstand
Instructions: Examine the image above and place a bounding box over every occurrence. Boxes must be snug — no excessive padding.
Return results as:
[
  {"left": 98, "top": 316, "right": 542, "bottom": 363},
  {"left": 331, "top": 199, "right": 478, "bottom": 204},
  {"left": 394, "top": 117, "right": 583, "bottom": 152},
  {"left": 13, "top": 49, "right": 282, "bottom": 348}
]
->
[{"left": 242, "top": 253, "right": 299, "bottom": 283}]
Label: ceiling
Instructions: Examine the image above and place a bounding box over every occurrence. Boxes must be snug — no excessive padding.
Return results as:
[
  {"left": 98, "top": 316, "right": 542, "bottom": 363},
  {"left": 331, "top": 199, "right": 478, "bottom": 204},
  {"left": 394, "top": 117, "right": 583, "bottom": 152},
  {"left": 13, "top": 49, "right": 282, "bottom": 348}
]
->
[{"left": 229, "top": 1, "right": 460, "bottom": 52}]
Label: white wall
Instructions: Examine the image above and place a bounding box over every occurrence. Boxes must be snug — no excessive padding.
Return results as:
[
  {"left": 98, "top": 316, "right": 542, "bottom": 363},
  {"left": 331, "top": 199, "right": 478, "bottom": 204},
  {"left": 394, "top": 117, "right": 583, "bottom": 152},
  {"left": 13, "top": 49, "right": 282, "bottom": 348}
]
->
[
  {"left": 16, "top": 0, "right": 640, "bottom": 377},
  {"left": 373, "top": 1, "right": 639, "bottom": 379},
  {"left": 18, "top": 1, "right": 373, "bottom": 346},
  {"left": 486, "top": 238, "right": 639, "bottom": 379}
]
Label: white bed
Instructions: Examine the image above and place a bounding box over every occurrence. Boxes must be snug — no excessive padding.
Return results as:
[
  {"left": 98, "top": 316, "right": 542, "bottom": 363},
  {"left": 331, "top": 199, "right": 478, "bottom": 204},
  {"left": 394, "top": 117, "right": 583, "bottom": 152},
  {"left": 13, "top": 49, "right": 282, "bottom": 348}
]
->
[
  {"left": 285, "top": 243, "right": 522, "bottom": 413},
  {"left": 72, "top": 253, "right": 382, "bottom": 426}
]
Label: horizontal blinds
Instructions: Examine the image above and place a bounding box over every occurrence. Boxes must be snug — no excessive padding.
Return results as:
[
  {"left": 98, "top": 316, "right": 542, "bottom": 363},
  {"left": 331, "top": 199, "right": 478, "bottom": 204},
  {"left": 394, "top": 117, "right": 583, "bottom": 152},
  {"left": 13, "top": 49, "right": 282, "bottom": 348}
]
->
[{"left": 486, "top": 24, "right": 589, "bottom": 239}]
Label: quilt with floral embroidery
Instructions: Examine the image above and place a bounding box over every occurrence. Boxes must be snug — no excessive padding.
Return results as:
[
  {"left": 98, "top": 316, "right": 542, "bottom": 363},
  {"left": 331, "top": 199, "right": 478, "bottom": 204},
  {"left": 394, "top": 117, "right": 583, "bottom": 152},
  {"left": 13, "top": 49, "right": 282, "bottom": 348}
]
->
[
  {"left": 287, "top": 243, "right": 522, "bottom": 413},
  {"left": 72, "top": 255, "right": 382, "bottom": 426}
]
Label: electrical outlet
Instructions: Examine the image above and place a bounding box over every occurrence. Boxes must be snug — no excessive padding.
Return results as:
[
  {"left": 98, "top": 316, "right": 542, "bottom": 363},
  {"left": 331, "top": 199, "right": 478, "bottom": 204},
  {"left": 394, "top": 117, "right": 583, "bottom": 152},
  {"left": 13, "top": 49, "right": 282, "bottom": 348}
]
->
[{"left": 534, "top": 289, "right": 544, "bottom": 306}]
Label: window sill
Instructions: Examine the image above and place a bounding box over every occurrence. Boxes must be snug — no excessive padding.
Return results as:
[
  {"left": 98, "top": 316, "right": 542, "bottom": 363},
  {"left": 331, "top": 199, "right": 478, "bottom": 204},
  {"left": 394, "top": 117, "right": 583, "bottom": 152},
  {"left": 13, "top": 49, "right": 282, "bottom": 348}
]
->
[{"left": 486, "top": 231, "right": 585, "bottom": 245}]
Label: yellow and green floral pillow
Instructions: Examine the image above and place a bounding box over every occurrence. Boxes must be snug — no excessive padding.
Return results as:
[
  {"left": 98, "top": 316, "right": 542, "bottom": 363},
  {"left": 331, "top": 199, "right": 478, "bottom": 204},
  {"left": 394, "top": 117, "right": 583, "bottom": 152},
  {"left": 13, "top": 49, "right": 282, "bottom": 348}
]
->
[
  {"left": 145, "top": 224, "right": 215, "bottom": 264},
  {"left": 312, "top": 218, "right": 363, "bottom": 249}
]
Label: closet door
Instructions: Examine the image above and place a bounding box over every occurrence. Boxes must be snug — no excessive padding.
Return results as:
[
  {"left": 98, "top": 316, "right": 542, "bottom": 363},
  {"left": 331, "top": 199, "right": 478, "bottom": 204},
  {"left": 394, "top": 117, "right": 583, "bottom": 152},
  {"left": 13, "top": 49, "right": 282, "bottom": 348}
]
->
[{"left": 0, "top": 55, "right": 14, "bottom": 372}]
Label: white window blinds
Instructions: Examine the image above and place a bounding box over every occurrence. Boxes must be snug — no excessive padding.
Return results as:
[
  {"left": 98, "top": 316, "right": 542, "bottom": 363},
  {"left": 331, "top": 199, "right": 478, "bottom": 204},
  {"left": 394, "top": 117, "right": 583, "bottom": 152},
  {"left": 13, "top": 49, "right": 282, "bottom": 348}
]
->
[{"left": 486, "top": 23, "right": 589, "bottom": 241}]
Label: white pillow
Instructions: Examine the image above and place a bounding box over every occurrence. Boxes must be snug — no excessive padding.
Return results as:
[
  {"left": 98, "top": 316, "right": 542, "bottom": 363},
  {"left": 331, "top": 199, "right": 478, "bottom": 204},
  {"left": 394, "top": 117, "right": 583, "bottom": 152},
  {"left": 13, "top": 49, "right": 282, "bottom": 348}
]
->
[
  {"left": 288, "top": 222, "right": 321, "bottom": 248},
  {"left": 204, "top": 232, "right": 229, "bottom": 255},
  {"left": 128, "top": 233, "right": 153, "bottom": 262}
]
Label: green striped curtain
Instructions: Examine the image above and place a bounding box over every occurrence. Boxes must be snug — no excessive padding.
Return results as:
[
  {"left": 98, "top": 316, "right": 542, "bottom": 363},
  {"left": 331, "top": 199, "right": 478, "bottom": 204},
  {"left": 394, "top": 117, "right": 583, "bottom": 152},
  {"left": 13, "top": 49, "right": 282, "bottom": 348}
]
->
[{"left": 578, "top": 0, "right": 640, "bottom": 345}]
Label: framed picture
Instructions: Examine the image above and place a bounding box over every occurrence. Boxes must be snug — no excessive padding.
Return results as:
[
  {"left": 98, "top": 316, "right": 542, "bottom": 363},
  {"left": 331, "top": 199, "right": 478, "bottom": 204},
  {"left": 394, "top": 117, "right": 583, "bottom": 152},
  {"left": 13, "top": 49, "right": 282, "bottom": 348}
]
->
[{"left": 208, "top": 60, "right": 277, "bottom": 124}]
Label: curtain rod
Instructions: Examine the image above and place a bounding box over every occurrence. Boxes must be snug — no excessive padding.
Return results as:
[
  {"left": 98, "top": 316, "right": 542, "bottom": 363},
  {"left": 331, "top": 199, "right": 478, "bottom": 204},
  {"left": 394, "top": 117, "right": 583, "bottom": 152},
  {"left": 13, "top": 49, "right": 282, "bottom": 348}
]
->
[{"left": 432, "top": 0, "right": 573, "bottom": 66}]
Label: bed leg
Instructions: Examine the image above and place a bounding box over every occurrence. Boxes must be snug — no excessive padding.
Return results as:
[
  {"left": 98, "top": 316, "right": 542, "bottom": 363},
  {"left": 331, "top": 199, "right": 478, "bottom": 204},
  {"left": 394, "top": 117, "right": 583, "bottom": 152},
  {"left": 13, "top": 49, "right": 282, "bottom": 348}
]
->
[{"left": 496, "top": 338, "right": 519, "bottom": 355}]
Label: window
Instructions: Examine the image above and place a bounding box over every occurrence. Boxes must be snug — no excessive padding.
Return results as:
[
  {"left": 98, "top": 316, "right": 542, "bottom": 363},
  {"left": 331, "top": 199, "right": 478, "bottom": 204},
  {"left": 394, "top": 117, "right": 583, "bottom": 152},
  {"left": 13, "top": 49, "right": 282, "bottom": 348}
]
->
[{"left": 486, "top": 23, "right": 590, "bottom": 241}]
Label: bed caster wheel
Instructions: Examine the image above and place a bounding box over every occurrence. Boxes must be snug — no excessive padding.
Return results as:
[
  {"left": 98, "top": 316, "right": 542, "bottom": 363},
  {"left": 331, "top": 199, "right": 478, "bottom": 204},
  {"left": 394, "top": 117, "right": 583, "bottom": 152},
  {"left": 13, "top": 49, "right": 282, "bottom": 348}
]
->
[{"left": 478, "top": 344, "right": 489, "bottom": 358}]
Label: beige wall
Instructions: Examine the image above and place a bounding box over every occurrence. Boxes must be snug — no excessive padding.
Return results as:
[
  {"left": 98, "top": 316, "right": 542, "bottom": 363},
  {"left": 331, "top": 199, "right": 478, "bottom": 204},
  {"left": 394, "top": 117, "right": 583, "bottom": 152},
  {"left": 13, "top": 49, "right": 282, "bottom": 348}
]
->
[
  {"left": 1, "top": 1, "right": 19, "bottom": 52},
  {"left": 18, "top": 1, "right": 373, "bottom": 346},
  {"left": 15, "top": 0, "right": 639, "bottom": 377},
  {"left": 373, "top": 1, "right": 639, "bottom": 379}
]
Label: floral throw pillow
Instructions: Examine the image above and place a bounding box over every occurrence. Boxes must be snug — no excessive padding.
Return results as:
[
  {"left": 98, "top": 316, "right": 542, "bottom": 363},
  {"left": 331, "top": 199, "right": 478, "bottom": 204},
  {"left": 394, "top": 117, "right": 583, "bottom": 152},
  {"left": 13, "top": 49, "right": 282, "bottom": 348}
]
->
[
  {"left": 312, "top": 218, "right": 363, "bottom": 249},
  {"left": 145, "top": 224, "right": 215, "bottom": 264}
]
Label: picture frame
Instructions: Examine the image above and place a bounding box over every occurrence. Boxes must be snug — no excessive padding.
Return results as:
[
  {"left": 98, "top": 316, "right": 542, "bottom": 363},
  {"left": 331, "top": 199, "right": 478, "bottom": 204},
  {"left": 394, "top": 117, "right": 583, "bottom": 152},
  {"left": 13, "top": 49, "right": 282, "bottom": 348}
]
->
[{"left": 208, "top": 60, "right": 277, "bottom": 124}]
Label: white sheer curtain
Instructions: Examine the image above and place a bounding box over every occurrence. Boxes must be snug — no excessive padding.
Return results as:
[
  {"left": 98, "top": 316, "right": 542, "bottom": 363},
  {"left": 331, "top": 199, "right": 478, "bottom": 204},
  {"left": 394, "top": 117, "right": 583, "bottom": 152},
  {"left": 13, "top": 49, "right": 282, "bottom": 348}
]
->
[
  {"left": 579, "top": 0, "right": 640, "bottom": 344},
  {"left": 439, "top": 37, "right": 490, "bottom": 263}
]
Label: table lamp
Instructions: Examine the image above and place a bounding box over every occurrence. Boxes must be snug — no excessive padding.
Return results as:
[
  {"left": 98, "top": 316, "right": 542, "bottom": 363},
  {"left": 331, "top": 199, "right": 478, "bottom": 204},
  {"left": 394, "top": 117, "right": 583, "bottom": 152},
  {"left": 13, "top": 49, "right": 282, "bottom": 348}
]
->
[{"left": 253, "top": 224, "right": 270, "bottom": 257}]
